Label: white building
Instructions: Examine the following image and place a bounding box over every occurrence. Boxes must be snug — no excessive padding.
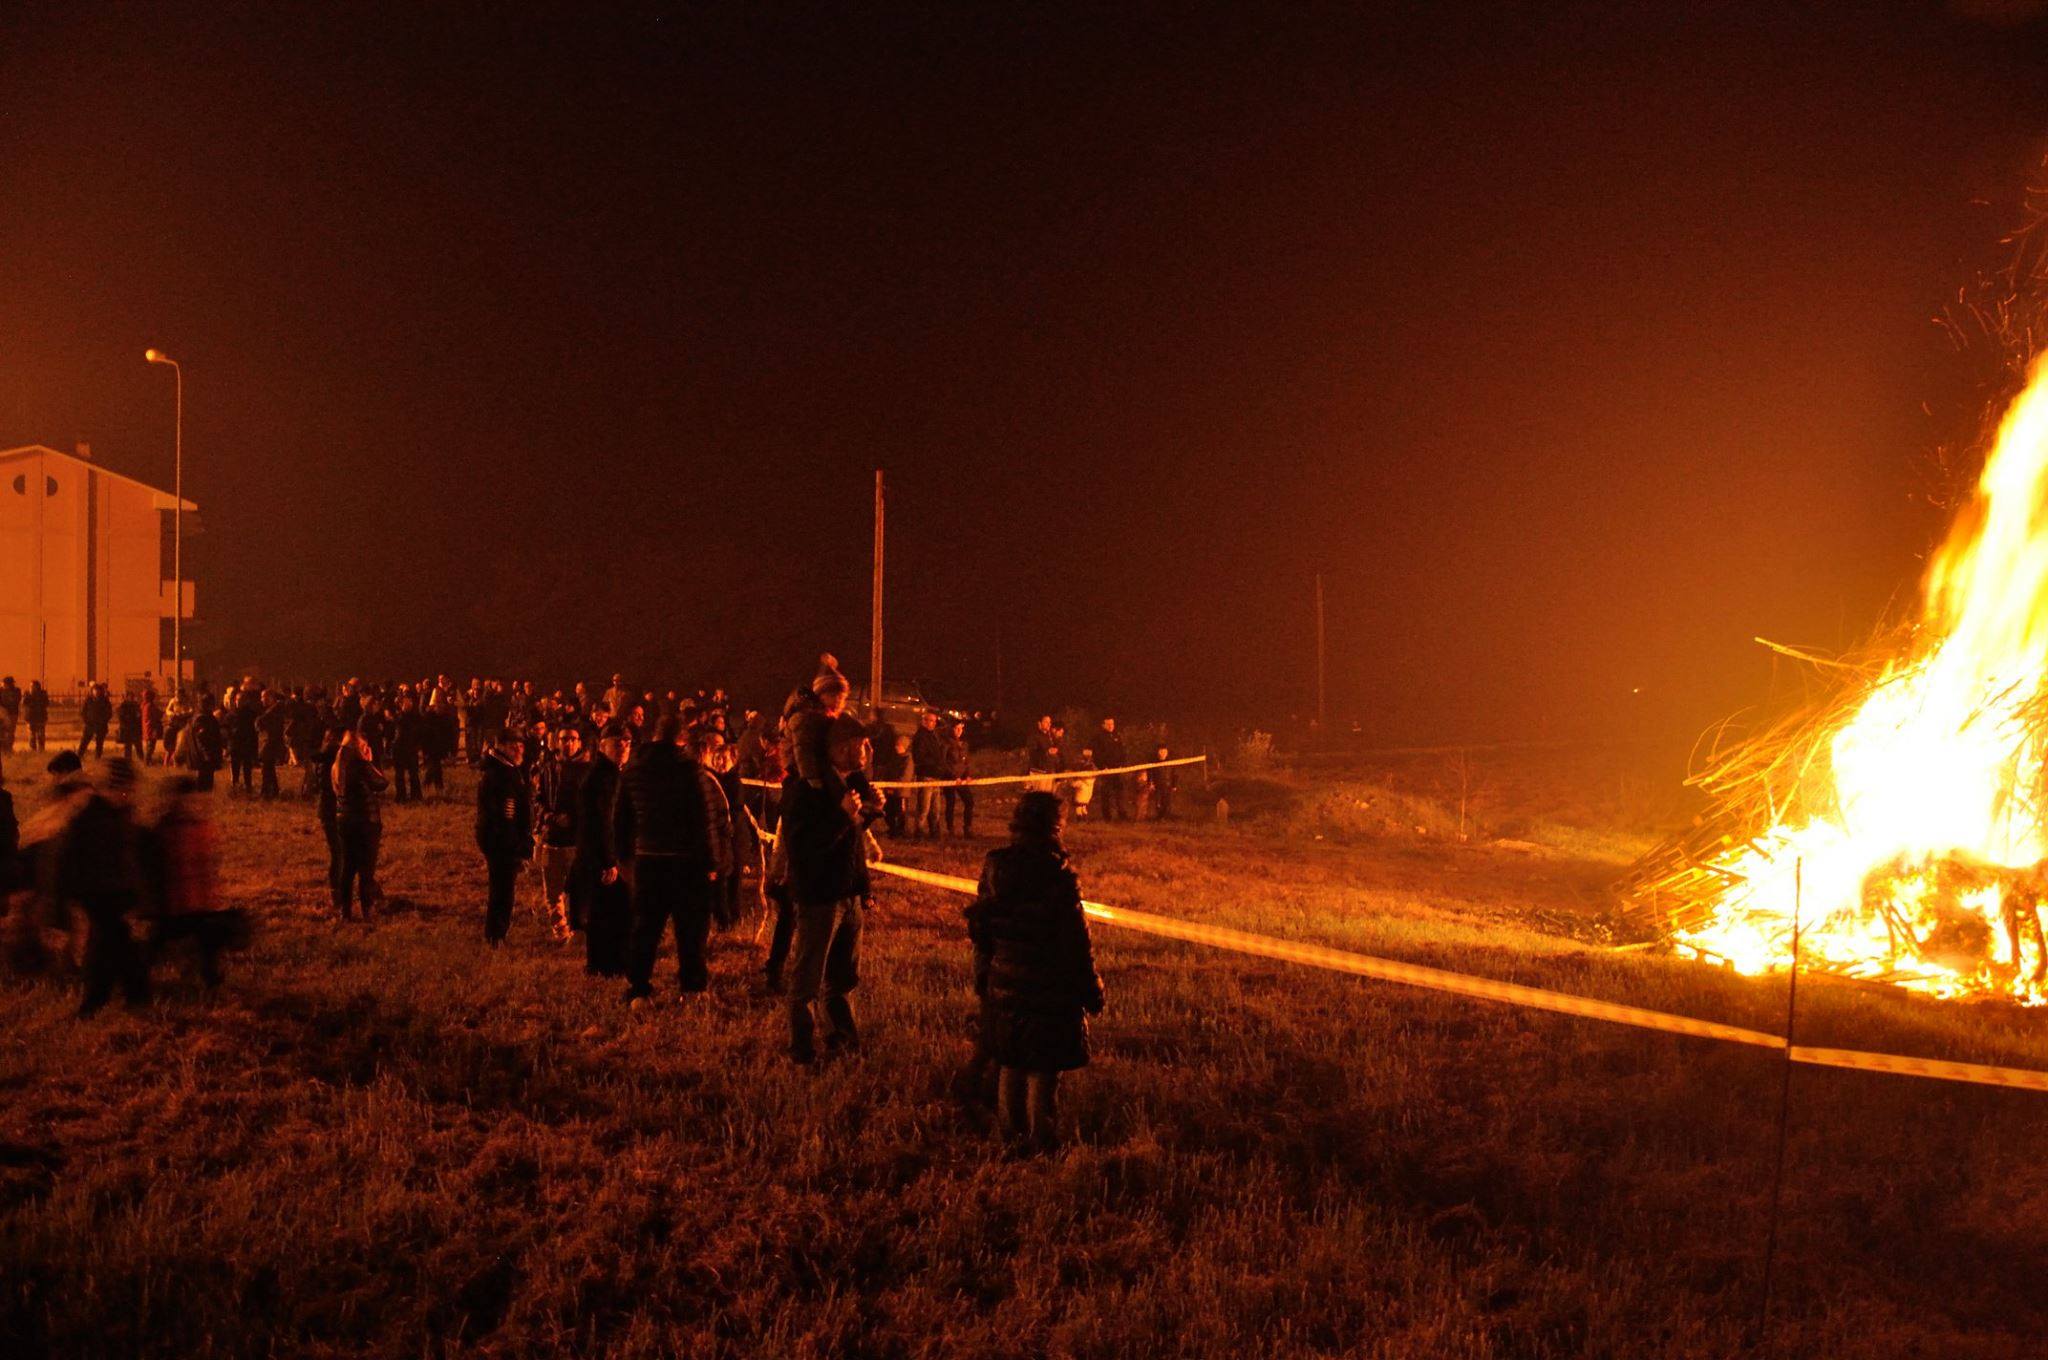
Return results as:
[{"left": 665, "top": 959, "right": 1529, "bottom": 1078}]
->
[{"left": 0, "top": 443, "right": 196, "bottom": 693}]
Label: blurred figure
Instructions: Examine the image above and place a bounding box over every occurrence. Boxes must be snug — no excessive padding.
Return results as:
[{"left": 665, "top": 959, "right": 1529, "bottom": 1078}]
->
[
  {"left": 0, "top": 763, "right": 16, "bottom": 895},
  {"left": 333, "top": 725, "right": 387, "bottom": 919},
  {"left": 476, "top": 729, "right": 533, "bottom": 946},
  {"left": 1148, "top": 745, "right": 1176, "bottom": 820},
  {"left": 1067, "top": 748, "right": 1098, "bottom": 821},
  {"left": 228, "top": 686, "right": 260, "bottom": 792},
  {"left": 61, "top": 757, "right": 147, "bottom": 1015},
  {"left": 145, "top": 777, "right": 248, "bottom": 988},
  {"left": 873, "top": 731, "right": 911, "bottom": 838},
  {"left": 965, "top": 791, "right": 1105, "bottom": 1152}
]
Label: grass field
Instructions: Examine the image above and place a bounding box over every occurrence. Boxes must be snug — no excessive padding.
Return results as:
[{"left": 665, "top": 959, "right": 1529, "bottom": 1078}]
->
[{"left": 5, "top": 747, "right": 2048, "bottom": 1358}]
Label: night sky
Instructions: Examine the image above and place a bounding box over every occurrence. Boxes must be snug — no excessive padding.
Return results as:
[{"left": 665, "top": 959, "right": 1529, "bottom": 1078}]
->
[{"left": 8, "top": 1, "right": 2048, "bottom": 739}]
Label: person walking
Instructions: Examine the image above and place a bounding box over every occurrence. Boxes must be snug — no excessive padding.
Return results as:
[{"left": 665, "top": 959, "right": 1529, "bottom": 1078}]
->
[
  {"left": 60, "top": 757, "right": 150, "bottom": 1015},
  {"left": 573, "top": 725, "right": 632, "bottom": 976},
  {"left": 476, "top": 730, "right": 533, "bottom": 946},
  {"left": 617, "top": 716, "right": 730, "bottom": 1002},
  {"left": 965, "top": 791, "right": 1106, "bottom": 1152},
  {"left": 333, "top": 725, "right": 387, "bottom": 919},
  {"left": 910, "top": 710, "right": 947, "bottom": 839},
  {"left": 140, "top": 688, "right": 164, "bottom": 765}
]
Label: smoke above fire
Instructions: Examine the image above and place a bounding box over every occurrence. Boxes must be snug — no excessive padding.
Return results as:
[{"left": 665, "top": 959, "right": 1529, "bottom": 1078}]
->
[{"left": 1671, "top": 353, "right": 2048, "bottom": 999}]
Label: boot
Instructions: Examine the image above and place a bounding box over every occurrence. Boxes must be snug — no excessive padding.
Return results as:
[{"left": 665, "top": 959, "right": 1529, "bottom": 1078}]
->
[
  {"left": 822, "top": 994, "right": 859, "bottom": 1054},
  {"left": 789, "top": 1001, "right": 817, "bottom": 1065}
]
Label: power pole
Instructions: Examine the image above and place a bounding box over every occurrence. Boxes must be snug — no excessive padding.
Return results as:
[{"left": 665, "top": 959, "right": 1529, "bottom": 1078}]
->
[
  {"left": 1315, "top": 571, "right": 1327, "bottom": 734},
  {"left": 870, "top": 469, "right": 885, "bottom": 720}
]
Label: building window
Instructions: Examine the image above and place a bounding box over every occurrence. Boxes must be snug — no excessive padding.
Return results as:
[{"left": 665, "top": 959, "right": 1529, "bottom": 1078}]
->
[
  {"left": 160, "top": 616, "right": 177, "bottom": 667},
  {"left": 160, "top": 509, "right": 177, "bottom": 581},
  {"left": 9, "top": 474, "right": 21, "bottom": 495}
]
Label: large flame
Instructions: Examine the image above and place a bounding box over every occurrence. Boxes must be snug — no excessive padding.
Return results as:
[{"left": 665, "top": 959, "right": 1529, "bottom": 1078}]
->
[{"left": 1677, "top": 355, "right": 2048, "bottom": 999}]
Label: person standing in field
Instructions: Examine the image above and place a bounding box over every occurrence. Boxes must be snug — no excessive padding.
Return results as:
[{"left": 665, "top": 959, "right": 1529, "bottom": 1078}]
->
[
  {"left": 1023, "top": 714, "right": 1059, "bottom": 790},
  {"left": 390, "top": 693, "right": 424, "bottom": 805},
  {"left": 535, "top": 725, "right": 588, "bottom": 941},
  {"left": 314, "top": 727, "right": 346, "bottom": 915},
  {"left": 965, "top": 791, "right": 1105, "bottom": 1152},
  {"left": 1093, "top": 716, "right": 1127, "bottom": 822},
  {"left": 779, "top": 665, "right": 883, "bottom": 1062},
  {"left": 333, "top": 725, "right": 387, "bottom": 919},
  {"left": 476, "top": 729, "right": 532, "bottom": 947},
  {"left": 78, "top": 683, "right": 113, "bottom": 759},
  {"left": 942, "top": 718, "right": 975, "bottom": 837},
  {"left": 116, "top": 690, "right": 143, "bottom": 762},
  {"left": 0, "top": 676, "right": 19, "bottom": 754},
  {"left": 140, "top": 687, "right": 164, "bottom": 765},
  {"left": 257, "top": 689, "right": 290, "bottom": 800},
  {"left": 617, "top": 715, "right": 730, "bottom": 1002},
  {"left": 574, "top": 724, "right": 632, "bottom": 976},
  {"left": 911, "top": 710, "right": 947, "bottom": 839},
  {"left": 23, "top": 681, "right": 49, "bottom": 753}
]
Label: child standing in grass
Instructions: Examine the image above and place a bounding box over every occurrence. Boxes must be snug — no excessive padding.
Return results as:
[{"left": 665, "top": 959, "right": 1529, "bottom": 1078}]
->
[{"left": 965, "top": 791, "right": 1105, "bottom": 1152}]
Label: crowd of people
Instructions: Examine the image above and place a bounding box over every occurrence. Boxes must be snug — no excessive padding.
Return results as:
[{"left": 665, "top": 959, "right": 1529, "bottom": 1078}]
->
[{"left": 0, "top": 657, "right": 1155, "bottom": 1148}]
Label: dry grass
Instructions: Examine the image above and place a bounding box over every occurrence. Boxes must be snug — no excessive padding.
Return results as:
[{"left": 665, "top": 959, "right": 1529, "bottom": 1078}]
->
[{"left": 4, "top": 749, "right": 2048, "bottom": 1358}]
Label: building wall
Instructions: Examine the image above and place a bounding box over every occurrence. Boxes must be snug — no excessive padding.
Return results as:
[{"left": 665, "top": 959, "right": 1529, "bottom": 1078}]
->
[{"left": 0, "top": 450, "right": 191, "bottom": 692}]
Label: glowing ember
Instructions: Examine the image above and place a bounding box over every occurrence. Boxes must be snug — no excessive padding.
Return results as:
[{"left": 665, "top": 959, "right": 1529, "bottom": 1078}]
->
[{"left": 1676, "top": 355, "right": 2048, "bottom": 1000}]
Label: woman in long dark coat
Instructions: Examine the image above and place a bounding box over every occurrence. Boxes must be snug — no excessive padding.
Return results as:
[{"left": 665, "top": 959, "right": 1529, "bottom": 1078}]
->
[{"left": 965, "top": 791, "right": 1105, "bottom": 1151}]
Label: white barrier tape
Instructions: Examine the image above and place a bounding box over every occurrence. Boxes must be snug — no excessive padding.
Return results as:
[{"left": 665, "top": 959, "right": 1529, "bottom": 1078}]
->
[
  {"left": 742, "top": 753, "right": 1207, "bottom": 793},
  {"left": 871, "top": 861, "right": 2048, "bottom": 1095}
]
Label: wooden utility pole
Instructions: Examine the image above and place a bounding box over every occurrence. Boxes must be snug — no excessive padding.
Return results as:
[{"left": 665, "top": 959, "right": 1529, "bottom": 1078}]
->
[
  {"left": 870, "top": 469, "right": 885, "bottom": 719},
  {"left": 1315, "top": 571, "right": 1327, "bottom": 733}
]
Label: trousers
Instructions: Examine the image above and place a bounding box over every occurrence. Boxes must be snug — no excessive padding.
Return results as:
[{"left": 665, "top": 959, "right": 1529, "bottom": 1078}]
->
[
  {"left": 484, "top": 852, "right": 525, "bottom": 942},
  {"left": 627, "top": 856, "right": 715, "bottom": 996}
]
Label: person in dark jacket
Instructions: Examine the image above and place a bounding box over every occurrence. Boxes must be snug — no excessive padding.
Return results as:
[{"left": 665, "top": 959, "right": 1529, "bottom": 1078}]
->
[
  {"left": 965, "top": 791, "right": 1105, "bottom": 1151},
  {"left": 313, "top": 727, "right": 346, "bottom": 914},
  {"left": 476, "top": 731, "right": 533, "bottom": 946},
  {"left": 228, "top": 688, "right": 261, "bottom": 792},
  {"left": 390, "top": 694, "right": 424, "bottom": 805},
  {"left": 257, "top": 691, "right": 290, "bottom": 800},
  {"left": 779, "top": 668, "right": 882, "bottom": 1061},
  {"left": 910, "top": 710, "right": 947, "bottom": 839},
  {"left": 1093, "top": 717, "right": 1129, "bottom": 822},
  {"left": 942, "top": 718, "right": 975, "bottom": 837},
  {"left": 24, "top": 681, "right": 50, "bottom": 752},
  {"left": 0, "top": 676, "right": 18, "bottom": 754},
  {"left": 189, "top": 703, "right": 225, "bottom": 792},
  {"left": 116, "top": 692, "right": 143, "bottom": 762},
  {"left": 573, "top": 725, "right": 632, "bottom": 975},
  {"left": 617, "top": 716, "right": 731, "bottom": 1000},
  {"left": 333, "top": 726, "right": 387, "bottom": 918},
  {"left": 77, "top": 683, "right": 113, "bottom": 759}
]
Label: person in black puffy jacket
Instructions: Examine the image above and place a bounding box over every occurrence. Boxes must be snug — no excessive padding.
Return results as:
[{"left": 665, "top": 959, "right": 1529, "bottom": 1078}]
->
[
  {"left": 617, "top": 715, "right": 730, "bottom": 999},
  {"left": 964, "top": 791, "right": 1105, "bottom": 1151},
  {"left": 476, "top": 730, "right": 532, "bottom": 945}
]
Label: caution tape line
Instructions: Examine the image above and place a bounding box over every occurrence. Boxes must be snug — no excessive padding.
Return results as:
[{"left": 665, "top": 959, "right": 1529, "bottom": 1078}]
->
[
  {"left": 869, "top": 862, "right": 2048, "bottom": 1095},
  {"left": 742, "top": 754, "right": 1207, "bottom": 792}
]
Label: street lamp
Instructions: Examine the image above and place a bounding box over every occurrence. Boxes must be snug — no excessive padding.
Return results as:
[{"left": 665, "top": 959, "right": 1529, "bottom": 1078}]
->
[{"left": 145, "top": 348, "right": 183, "bottom": 693}]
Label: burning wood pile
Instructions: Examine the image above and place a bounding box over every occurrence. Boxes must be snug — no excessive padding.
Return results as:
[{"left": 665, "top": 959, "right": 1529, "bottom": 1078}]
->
[{"left": 1628, "top": 353, "right": 2048, "bottom": 1001}]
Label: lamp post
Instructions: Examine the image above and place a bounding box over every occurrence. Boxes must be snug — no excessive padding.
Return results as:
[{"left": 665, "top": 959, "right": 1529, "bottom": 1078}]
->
[{"left": 145, "top": 348, "right": 183, "bottom": 693}]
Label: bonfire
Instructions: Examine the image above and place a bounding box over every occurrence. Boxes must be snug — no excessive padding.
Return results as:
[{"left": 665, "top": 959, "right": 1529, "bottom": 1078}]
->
[{"left": 1632, "top": 351, "right": 2048, "bottom": 1001}]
